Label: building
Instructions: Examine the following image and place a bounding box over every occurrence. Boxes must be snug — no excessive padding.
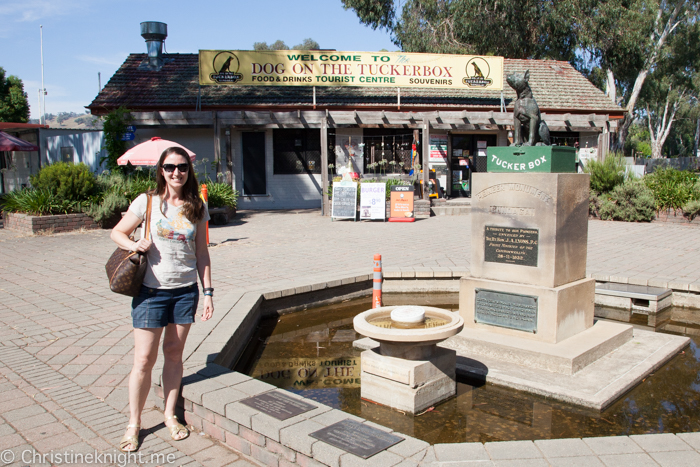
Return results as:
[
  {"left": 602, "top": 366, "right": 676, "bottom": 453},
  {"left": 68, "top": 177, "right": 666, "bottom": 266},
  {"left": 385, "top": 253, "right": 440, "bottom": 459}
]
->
[
  {"left": 0, "top": 123, "right": 105, "bottom": 193},
  {"left": 88, "top": 23, "right": 623, "bottom": 212}
]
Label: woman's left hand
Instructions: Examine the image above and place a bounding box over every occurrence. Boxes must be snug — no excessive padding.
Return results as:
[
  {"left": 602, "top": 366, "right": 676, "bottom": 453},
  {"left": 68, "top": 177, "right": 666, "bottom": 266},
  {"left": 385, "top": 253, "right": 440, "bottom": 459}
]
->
[{"left": 201, "top": 296, "right": 214, "bottom": 321}]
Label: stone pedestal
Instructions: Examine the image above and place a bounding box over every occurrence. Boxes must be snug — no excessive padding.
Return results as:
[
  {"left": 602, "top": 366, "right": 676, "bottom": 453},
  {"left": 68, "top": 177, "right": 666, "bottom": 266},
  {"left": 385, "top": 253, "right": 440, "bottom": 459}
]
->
[
  {"left": 353, "top": 306, "right": 464, "bottom": 414},
  {"left": 470, "top": 172, "right": 590, "bottom": 288},
  {"left": 460, "top": 276, "right": 594, "bottom": 344},
  {"left": 360, "top": 345, "right": 456, "bottom": 414}
]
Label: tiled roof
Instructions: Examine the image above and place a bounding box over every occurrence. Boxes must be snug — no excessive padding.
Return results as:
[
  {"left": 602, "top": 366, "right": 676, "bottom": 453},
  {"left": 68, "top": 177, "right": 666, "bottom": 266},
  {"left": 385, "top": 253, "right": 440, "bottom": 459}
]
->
[{"left": 88, "top": 54, "right": 622, "bottom": 115}]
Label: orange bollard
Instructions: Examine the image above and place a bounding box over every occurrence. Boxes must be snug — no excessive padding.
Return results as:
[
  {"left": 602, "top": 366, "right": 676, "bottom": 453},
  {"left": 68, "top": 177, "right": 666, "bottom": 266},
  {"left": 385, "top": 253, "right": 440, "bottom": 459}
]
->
[
  {"left": 372, "top": 254, "right": 383, "bottom": 309},
  {"left": 200, "top": 184, "right": 210, "bottom": 245}
]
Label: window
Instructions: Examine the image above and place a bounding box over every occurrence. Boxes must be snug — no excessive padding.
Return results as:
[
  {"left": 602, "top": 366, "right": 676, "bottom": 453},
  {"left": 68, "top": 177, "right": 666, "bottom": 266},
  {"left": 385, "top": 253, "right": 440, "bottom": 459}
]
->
[
  {"left": 60, "top": 147, "right": 75, "bottom": 163},
  {"left": 273, "top": 129, "right": 322, "bottom": 174}
]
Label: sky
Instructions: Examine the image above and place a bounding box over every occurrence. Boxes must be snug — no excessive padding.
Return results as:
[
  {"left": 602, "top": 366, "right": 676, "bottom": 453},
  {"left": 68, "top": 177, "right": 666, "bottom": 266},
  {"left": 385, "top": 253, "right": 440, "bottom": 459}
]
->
[{"left": 1, "top": 0, "right": 397, "bottom": 120}]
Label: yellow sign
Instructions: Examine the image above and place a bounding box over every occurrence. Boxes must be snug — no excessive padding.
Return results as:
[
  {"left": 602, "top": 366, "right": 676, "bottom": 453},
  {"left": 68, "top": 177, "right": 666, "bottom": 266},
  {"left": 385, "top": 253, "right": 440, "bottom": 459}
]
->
[{"left": 199, "top": 50, "right": 503, "bottom": 90}]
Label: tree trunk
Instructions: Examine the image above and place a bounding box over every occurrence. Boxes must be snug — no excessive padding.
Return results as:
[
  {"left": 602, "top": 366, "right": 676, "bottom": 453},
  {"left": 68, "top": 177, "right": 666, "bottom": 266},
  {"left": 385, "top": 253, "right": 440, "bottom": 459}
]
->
[
  {"left": 648, "top": 97, "right": 681, "bottom": 159},
  {"left": 613, "top": 1, "right": 686, "bottom": 152},
  {"left": 694, "top": 117, "right": 700, "bottom": 157},
  {"left": 606, "top": 69, "right": 616, "bottom": 104}
]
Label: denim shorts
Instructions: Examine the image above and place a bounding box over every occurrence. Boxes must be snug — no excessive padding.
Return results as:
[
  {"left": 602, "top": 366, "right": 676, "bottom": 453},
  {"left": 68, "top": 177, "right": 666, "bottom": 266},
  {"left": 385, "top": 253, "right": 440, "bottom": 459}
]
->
[{"left": 131, "top": 284, "right": 199, "bottom": 328}]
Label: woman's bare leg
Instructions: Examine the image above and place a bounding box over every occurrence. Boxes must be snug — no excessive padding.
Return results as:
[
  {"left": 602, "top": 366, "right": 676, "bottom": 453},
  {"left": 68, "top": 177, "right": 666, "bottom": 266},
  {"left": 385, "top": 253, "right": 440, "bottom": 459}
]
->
[
  {"left": 124, "top": 327, "right": 163, "bottom": 450},
  {"left": 162, "top": 323, "right": 191, "bottom": 438}
]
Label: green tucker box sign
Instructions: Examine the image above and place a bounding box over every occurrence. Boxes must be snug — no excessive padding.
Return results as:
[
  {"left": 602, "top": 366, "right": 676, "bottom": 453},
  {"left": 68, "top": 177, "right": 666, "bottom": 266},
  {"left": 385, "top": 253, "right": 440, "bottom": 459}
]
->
[{"left": 487, "top": 147, "right": 576, "bottom": 173}]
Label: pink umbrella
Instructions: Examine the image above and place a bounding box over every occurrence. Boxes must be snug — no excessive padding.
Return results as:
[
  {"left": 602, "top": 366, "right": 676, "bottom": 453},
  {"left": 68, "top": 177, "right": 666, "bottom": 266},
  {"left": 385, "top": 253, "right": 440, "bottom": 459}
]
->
[
  {"left": 117, "top": 137, "right": 196, "bottom": 166},
  {"left": 0, "top": 131, "right": 39, "bottom": 151}
]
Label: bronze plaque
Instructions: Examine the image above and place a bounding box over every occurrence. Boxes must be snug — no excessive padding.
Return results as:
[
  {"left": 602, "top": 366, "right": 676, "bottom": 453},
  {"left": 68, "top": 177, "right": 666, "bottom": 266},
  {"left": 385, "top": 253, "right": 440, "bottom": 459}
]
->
[
  {"left": 310, "top": 419, "right": 404, "bottom": 459},
  {"left": 239, "top": 391, "right": 316, "bottom": 420},
  {"left": 475, "top": 288, "right": 538, "bottom": 333},
  {"left": 484, "top": 226, "right": 538, "bottom": 267}
]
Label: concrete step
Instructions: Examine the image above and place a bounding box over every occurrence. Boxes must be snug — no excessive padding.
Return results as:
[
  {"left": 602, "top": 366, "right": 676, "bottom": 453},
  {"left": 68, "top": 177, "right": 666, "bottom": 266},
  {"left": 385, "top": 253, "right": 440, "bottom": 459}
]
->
[{"left": 431, "top": 205, "right": 472, "bottom": 216}]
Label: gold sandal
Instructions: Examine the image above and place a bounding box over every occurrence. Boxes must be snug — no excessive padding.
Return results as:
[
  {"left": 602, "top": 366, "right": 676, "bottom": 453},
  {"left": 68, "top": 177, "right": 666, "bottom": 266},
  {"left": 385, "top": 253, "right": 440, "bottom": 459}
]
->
[
  {"left": 119, "top": 423, "right": 140, "bottom": 452},
  {"left": 165, "top": 415, "right": 189, "bottom": 441}
]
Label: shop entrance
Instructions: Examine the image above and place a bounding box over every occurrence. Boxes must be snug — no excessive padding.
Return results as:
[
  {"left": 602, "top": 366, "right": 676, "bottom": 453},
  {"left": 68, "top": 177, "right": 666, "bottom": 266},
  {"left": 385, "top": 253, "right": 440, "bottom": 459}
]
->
[
  {"left": 242, "top": 132, "right": 266, "bottom": 196},
  {"left": 362, "top": 129, "right": 418, "bottom": 175},
  {"left": 448, "top": 134, "right": 497, "bottom": 198}
]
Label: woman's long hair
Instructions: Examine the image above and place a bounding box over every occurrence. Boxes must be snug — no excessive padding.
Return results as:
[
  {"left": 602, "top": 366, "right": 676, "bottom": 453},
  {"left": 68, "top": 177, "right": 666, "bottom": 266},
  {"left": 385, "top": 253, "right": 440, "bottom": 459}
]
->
[{"left": 150, "top": 146, "right": 205, "bottom": 223}]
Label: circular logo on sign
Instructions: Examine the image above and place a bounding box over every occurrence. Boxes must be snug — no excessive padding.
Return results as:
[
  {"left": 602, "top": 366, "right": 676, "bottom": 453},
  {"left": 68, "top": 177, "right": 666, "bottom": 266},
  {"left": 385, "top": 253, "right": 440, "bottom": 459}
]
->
[
  {"left": 463, "top": 57, "right": 493, "bottom": 87},
  {"left": 210, "top": 51, "right": 243, "bottom": 83}
]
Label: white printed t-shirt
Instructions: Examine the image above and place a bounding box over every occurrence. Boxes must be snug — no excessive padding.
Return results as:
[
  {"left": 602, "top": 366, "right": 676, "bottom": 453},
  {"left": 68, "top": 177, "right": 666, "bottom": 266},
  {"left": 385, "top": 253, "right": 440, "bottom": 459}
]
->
[{"left": 129, "top": 193, "right": 210, "bottom": 289}]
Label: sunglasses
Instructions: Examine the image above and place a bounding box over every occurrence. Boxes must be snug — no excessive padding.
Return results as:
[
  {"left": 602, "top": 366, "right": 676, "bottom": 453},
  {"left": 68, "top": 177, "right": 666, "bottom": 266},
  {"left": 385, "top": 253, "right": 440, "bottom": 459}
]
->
[{"left": 162, "top": 163, "right": 189, "bottom": 173}]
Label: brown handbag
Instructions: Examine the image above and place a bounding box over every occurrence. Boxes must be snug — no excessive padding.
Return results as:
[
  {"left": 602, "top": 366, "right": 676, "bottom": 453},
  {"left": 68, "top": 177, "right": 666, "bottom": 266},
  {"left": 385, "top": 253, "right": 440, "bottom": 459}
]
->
[{"left": 105, "top": 194, "right": 152, "bottom": 297}]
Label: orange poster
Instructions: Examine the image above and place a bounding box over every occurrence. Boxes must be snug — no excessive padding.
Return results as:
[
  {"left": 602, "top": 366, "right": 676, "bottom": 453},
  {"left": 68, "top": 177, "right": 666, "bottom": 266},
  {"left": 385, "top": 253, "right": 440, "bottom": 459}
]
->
[{"left": 389, "top": 186, "right": 415, "bottom": 222}]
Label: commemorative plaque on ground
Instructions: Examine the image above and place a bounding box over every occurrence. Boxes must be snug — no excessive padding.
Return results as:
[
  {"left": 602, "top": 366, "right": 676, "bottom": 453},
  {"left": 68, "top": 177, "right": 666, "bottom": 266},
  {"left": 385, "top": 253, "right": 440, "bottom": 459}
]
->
[
  {"left": 239, "top": 391, "right": 316, "bottom": 420},
  {"left": 309, "top": 418, "right": 404, "bottom": 459}
]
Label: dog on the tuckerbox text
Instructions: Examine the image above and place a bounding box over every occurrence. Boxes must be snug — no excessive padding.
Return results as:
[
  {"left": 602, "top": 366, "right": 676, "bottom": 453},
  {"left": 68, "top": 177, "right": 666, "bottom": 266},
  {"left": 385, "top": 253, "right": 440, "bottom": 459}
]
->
[{"left": 506, "top": 70, "right": 551, "bottom": 147}]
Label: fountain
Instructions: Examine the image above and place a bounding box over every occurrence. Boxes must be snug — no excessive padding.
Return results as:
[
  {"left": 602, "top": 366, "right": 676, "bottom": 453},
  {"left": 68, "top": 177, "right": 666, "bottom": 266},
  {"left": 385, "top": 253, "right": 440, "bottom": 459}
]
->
[{"left": 353, "top": 305, "right": 464, "bottom": 414}]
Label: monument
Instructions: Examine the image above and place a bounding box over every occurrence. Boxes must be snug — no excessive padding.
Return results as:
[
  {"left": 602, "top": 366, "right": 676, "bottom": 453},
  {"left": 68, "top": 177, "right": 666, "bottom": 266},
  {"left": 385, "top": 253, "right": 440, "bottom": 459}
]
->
[{"left": 442, "top": 70, "right": 689, "bottom": 409}]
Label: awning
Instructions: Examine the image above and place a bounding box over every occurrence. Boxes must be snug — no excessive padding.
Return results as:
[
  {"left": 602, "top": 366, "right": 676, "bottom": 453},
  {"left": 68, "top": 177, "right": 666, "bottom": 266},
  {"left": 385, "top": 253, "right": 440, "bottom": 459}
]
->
[{"left": 0, "top": 131, "right": 39, "bottom": 152}]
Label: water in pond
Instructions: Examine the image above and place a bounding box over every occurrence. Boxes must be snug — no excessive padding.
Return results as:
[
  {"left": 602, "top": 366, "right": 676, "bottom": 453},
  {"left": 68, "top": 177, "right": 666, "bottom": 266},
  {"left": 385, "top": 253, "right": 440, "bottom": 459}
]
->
[{"left": 233, "top": 294, "right": 700, "bottom": 444}]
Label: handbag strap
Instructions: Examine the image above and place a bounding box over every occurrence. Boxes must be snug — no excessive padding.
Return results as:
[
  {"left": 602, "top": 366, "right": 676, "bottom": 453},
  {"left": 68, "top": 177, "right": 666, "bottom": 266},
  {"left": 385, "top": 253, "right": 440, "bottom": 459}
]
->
[{"left": 144, "top": 194, "right": 152, "bottom": 241}]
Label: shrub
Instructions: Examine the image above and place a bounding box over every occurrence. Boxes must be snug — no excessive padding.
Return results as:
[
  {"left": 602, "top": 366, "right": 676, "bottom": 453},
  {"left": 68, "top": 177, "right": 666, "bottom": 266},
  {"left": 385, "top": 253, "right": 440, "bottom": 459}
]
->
[
  {"left": 597, "top": 179, "right": 656, "bottom": 222},
  {"left": 583, "top": 153, "right": 626, "bottom": 194},
  {"left": 30, "top": 162, "right": 97, "bottom": 202},
  {"left": 203, "top": 181, "right": 238, "bottom": 209},
  {"left": 644, "top": 167, "right": 698, "bottom": 210},
  {"left": 682, "top": 199, "right": 700, "bottom": 220},
  {"left": 84, "top": 171, "right": 157, "bottom": 225},
  {"left": 83, "top": 191, "right": 129, "bottom": 225},
  {"left": 0, "top": 188, "right": 78, "bottom": 215}
]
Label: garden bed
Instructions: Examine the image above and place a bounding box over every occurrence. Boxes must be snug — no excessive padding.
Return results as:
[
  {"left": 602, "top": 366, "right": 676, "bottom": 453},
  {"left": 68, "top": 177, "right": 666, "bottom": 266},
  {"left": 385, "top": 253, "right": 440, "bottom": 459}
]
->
[
  {"left": 2, "top": 212, "right": 99, "bottom": 234},
  {"left": 209, "top": 206, "right": 237, "bottom": 225},
  {"left": 654, "top": 208, "right": 700, "bottom": 226}
]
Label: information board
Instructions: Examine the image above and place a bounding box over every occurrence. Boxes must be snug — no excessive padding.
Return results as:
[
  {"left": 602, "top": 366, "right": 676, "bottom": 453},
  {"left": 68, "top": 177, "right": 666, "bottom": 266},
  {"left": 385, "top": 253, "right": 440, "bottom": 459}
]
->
[
  {"left": 484, "top": 226, "right": 538, "bottom": 266},
  {"left": 389, "top": 185, "right": 414, "bottom": 222},
  {"left": 359, "top": 183, "right": 386, "bottom": 220},
  {"left": 331, "top": 182, "right": 358, "bottom": 220}
]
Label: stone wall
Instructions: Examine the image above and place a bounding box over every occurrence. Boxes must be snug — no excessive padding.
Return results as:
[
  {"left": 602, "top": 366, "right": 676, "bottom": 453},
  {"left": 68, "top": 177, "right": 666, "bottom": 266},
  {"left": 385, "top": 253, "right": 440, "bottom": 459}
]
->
[{"left": 2, "top": 212, "right": 99, "bottom": 234}]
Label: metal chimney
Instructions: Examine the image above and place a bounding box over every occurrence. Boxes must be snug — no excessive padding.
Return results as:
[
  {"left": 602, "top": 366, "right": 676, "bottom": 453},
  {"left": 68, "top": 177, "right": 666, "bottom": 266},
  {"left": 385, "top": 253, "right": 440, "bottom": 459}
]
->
[{"left": 140, "top": 22, "right": 167, "bottom": 70}]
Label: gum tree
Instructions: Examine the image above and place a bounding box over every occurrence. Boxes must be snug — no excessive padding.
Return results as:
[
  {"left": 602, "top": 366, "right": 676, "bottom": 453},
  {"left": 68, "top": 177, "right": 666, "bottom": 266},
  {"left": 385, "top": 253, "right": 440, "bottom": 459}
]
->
[{"left": 0, "top": 67, "right": 30, "bottom": 123}]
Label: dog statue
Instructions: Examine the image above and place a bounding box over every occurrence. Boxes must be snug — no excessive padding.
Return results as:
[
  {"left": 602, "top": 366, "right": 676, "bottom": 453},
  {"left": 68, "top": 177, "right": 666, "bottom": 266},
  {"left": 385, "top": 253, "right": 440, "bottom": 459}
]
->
[{"left": 506, "top": 70, "right": 551, "bottom": 146}]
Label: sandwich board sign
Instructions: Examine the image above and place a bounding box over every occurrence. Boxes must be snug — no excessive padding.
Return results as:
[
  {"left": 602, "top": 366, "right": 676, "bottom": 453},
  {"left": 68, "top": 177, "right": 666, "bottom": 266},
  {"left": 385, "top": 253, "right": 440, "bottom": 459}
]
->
[
  {"left": 331, "top": 181, "right": 357, "bottom": 221},
  {"left": 359, "top": 183, "right": 386, "bottom": 221},
  {"left": 388, "top": 185, "right": 415, "bottom": 222}
]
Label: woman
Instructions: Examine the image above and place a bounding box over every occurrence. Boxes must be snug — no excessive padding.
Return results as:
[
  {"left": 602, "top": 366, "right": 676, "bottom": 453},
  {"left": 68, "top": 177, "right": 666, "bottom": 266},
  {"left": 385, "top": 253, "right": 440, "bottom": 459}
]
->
[{"left": 110, "top": 147, "right": 213, "bottom": 452}]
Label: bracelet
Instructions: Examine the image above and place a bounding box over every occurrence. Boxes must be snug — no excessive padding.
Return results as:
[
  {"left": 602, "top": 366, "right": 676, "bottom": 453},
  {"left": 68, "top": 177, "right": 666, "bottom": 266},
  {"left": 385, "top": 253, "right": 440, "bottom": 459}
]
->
[
  {"left": 204, "top": 292, "right": 213, "bottom": 297},
  {"left": 203, "top": 287, "right": 214, "bottom": 292}
]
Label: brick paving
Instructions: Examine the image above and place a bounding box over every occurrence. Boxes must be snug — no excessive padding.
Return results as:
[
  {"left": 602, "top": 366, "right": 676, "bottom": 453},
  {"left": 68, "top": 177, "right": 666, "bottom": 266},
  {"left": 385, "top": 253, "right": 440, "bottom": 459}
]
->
[{"left": 1, "top": 211, "right": 700, "bottom": 466}]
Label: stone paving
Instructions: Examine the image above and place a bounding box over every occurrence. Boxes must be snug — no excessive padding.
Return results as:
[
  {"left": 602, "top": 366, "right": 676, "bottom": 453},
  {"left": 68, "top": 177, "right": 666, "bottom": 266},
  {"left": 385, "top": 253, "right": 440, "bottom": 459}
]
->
[{"left": 1, "top": 211, "right": 700, "bottom": 466}]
